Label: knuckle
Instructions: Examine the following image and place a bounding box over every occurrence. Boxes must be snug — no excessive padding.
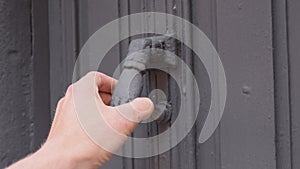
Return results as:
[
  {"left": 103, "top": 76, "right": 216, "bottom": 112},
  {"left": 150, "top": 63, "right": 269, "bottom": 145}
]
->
[
  {"left": 86, "top": 71, "right": 97, "bottom": 77},
  {"left": 57, "top": 98, "right": 65, "bottom": 106},
  {"left": 66, "top": 84, "right": 74, "bottom": 96},
  {"left": 55, "top": 97, "right": 65, "bottom": 112}
]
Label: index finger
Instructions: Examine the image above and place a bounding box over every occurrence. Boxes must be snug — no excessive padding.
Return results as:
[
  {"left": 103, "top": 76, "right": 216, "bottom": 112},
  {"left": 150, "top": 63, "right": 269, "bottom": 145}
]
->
[{"left": 90, "top": 71, "right": 118, "bottom": 94}]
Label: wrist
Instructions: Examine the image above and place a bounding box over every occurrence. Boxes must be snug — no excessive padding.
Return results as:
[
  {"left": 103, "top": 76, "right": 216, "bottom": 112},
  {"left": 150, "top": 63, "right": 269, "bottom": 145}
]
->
[
  {"left": 6, "top": 141, "right": 74, "bottom": 169},
  {"left": 41, "top": 139, "right": 100, "bottom": 169},
  {"left": 34, "top": 141, "right": 75, "bottom": 169}
]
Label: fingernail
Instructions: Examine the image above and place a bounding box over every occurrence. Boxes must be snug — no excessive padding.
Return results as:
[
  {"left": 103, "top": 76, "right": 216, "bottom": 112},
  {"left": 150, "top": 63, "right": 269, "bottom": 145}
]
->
[{"left": 131, "top": 98, "right": 154, "bottom": 120}]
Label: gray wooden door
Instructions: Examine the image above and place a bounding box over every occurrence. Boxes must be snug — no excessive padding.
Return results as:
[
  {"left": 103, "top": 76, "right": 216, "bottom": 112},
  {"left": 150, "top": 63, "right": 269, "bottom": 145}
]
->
[{"left": 48, "top": 0, "right": 300, "bottom": 169}]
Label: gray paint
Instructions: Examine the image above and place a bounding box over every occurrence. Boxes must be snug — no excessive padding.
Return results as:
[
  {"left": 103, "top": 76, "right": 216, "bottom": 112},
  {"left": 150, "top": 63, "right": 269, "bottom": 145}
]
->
[
  {"left": 287, "top": 0, "right": 300, "bottom": 168},
  {"left": 1, "top": 0, "right": 299, "bottom": 168},
  {"left": 272, "top": 0, "right": 292, "bottom": 168},
  {"left": 48, "top": 0, "right": 299, "bottom": 168},
  {"left": 31, "top": 0, "right": 51, "bottom": 151},
  {"left": 0, "top": 0, "right": 50, "bottom": 167},
  {"left": 216, "top": 0, "right": 276, "bottom": 169},
  {"left": 193, "top": 0, "right": 221, "bottom": 168},
  {"left": 49, "top": 0, "right": 79, "bottom": 117},
  {"left": 111, "top": 36, "right": 176, "bottom": 123},
  {"left": 0, "top": 0, "right": 33, "bottom": 167}
]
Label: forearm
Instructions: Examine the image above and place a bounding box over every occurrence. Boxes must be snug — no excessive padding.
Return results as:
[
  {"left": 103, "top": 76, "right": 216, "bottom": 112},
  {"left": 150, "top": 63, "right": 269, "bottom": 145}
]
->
[
  {"left": 5, "top": 137, "right": 104, "bottom": 169},
  {"left": 6, "top": 146, "right": 74, "bottom": 169},
  {"left": 6, "top": 72, "right": 153, "bottom": 169}
]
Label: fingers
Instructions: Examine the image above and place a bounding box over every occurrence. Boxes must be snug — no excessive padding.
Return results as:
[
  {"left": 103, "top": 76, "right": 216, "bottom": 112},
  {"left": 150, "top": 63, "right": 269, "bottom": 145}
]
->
[
  {"left": 73, "top": 72, "right": 106, "bottom": 106},
  {"left": 73, "top": 72, "right": 117, "bottom": 105},
  {"left": 99, "top": 92, "right": 112, "bottom": 105},
  {"left": 108, "top": 98, "right": 154, "bottom": 136},
  {"left": 81, "top": 97, "right": 154, "bottom": 154},
  {"left": 73, "top": 72, "right": 117, "bottom": 107},
  {"left": 115, "top": 98, "right": 154, "bottom": 123},
  {"left": 71, "top": 72, "right": 154, "bottom": 153},
  {"left": 91, "top": 72, "right": 117, "bottom": 94}
]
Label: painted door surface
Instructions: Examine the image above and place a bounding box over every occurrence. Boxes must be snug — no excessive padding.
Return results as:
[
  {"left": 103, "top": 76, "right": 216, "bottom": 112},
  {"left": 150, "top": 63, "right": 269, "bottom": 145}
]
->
[
  {"left": 47, "top": 0, "right": 300, "bottom": 169},
  {"left": 1, "top": 0, "right": 300, "bottom": 168}
]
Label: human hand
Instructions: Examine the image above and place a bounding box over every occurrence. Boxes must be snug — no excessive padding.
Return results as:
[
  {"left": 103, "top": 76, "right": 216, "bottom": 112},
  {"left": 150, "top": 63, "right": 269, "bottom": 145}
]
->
[{"left": 7, "top": 72, "right": 154, "bottom": 169}]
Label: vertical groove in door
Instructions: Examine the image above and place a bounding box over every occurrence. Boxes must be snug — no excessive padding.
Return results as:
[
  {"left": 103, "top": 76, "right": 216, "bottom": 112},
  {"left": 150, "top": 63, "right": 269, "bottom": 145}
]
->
[
  {"left": 32, "top": 0, "right": 51, "bottom": 151},
  {"left": 272, "top": 0, "right": 292, "bottom": 168},
  {"left": 193, "top": 0, "right": 221, "bottom": 168},
  {"left": 178, "top": 0, "right": 197, "bottom": 168},
  {"left": 212, "top": 0, "right": 221, "bottom": 167},
  {"left": 287, "top": 0, "right": 300, "bottom": 168},
  {"left": 73, "top": 0, "right": 80, "bottom": 58},
  {"left": 49, "top": 0, "right": 78, "bottom": 118},
  {"left": 118, "top": 0, "right": 134, "bottom": 168}
]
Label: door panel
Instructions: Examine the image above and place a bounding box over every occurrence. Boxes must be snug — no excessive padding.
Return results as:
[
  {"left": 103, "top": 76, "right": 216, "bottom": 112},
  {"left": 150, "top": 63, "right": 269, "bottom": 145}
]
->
[
  {"left": 48, "top": 0, "right": 291, "bottom": 169},
  {"left": 216, "top": 0, "right": 275, "bottom": 168}
]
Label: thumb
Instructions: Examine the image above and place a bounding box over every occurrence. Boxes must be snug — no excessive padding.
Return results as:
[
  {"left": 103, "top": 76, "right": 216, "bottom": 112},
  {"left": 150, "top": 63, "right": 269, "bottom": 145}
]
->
[
  {"left": 94, "top": 98, "right": 154, "bottom": 153},
  {"left": 114, "top": 97, "right": 154, "bottom": 124},
  {"left": 108, "top": 98, "right": 154, "bottom": 137}
]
